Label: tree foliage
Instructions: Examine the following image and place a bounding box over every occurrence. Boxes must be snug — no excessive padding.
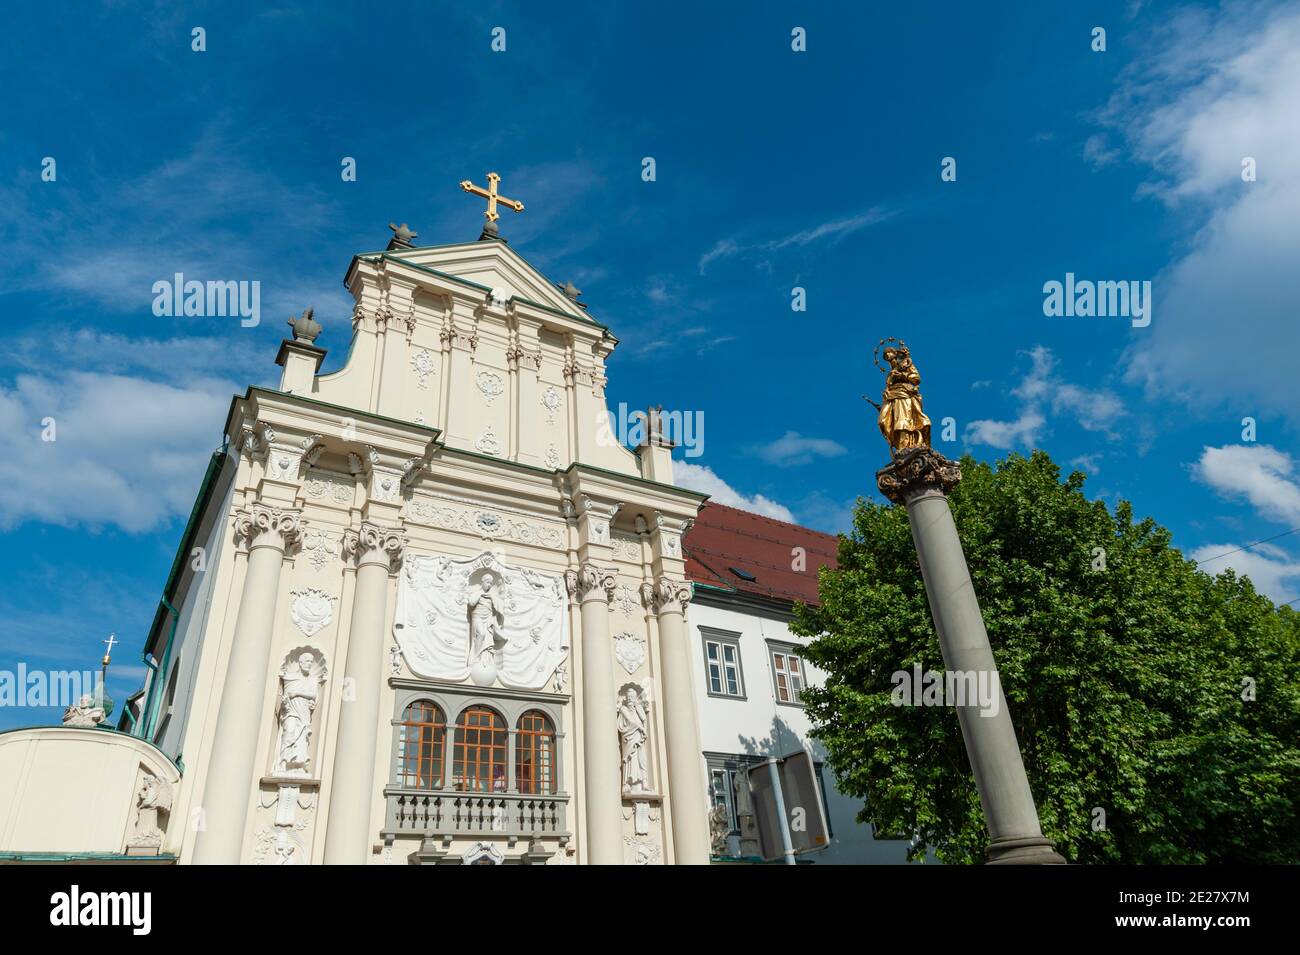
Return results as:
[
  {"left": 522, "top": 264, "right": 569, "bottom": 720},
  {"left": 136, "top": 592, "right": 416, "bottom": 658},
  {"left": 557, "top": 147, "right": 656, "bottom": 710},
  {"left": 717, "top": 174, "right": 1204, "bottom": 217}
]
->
[{"left": 792, "top": 451, "right": 1300, "bottom": 864}]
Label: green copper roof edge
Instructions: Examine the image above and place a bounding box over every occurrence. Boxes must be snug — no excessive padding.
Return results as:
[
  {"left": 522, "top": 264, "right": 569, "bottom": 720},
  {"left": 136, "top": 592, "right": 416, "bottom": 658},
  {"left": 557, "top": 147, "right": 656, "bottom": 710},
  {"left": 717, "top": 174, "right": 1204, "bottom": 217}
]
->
[
  {"left": 692, "top": 582, "right": 736, "bottom": 594},
  {"left": 0, "top": 725, "right": 181, "bottom": 771},
  {"left": 563, "top": 461, "right": 710, "bottom": 502},
  {"left": 0, "top": 851, "right": 178, "bottom": 862},
  {"left": 159, "top": 452, "right": 225, "bottom": 613},
  {"left": 226, "top": 390, "right": 704, "bottom": 503},
  {"left": 363, "top": 253, "right": 494, "bottom": 292},
  {"left": 420, "top": 447, "right": 709, "bottom": 502},
  {"left": 225, "top": 387, "right": 445, "bottom": 442},
  {"left": 509, "top": 294, "right": 604, "bottom": 329},
  {"left": 136, "top": 449, "right": 225, "bottom": 667}
]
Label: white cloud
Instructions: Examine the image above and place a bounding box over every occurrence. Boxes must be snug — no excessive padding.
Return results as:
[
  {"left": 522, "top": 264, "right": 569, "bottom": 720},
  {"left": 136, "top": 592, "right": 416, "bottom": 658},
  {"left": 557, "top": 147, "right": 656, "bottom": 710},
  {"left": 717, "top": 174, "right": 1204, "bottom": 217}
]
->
[
  {"left": 755, "top": 431, "right": 848, "bottom": 468},
  {"left": 673, "top": 461, "right": 795, "bottom": 523},
  {"left": 1189, "top": 541, "right": 1300, "bottom": 605},
  {"left": 1083, "top": 133, "right": 1120, "bottom": 168},
  {"left": 0, "top": 336, "right": 238, "bottom": 531},
  {"left": 965, "top": 409, "right": 1048, "bottom": 451},
  {"left": 1098, "top": 5, "right": 1300, "bottom": 414},
  {"left": 1193, "top": 444, "right": 1300, "bottom": 525},
  {"left": 698, "top": 239, "right": 740, "bottom": 274},
  {"left": 1070, "top": 453, "right": 1103, "bottom": 475},
  {"left": 964, "top": 346, "right": 1124, "bottom": 450},
  {"left": 0, "top": 117, "right": 348, "bottom": 324},
  {"left": 698, "top": 208, "right": 894, "bottom": 274}
]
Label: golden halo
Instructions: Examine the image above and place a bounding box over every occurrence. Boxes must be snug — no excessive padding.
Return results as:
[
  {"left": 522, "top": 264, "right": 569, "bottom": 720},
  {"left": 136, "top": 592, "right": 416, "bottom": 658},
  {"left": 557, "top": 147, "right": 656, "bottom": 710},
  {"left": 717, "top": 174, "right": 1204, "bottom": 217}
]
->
[{"left": 872, "top": 337, "right": 909, "bottom": 374}]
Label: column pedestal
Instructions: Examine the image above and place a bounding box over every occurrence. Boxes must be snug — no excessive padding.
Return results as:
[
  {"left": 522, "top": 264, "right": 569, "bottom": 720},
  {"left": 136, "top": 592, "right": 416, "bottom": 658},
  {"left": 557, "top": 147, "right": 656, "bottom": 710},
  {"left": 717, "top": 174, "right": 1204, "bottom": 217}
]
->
[{"left": 878, "top": 448, "right": 1065, "bottom": 865}]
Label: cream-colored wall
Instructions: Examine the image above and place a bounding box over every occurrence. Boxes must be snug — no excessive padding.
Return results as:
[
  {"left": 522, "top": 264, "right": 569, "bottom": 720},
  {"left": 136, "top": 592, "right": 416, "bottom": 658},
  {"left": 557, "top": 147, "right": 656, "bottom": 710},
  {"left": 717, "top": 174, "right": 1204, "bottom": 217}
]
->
[
  {"left": 0, "top": 728, "right": 180, "bottom": 856},
  {"left": 165, "top": 239, "right": 706, "bottom": 864}
]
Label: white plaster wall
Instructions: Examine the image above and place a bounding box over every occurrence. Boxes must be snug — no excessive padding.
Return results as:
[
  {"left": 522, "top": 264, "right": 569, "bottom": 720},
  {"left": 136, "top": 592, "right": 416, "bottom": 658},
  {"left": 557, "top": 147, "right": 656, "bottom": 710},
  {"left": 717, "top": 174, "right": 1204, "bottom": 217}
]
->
[{"left": 688, "top": 598, "right": 914, "bottom": 865}]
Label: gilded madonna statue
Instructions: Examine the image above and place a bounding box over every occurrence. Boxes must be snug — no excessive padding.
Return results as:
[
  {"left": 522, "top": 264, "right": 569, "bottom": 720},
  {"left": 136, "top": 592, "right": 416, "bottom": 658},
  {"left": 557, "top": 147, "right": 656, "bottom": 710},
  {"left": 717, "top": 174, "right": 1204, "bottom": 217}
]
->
[{"left": 868, "top": 338, "right": 931, "bottom": 454}]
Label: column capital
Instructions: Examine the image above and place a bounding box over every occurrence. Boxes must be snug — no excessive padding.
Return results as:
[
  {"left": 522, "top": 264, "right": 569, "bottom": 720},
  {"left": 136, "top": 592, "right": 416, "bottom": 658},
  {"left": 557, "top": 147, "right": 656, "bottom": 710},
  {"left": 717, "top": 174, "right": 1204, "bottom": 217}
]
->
[
  {"left": 876, "top": 447, "right": 962, "bottom": 505},
  {"left": 566, "top": 562, "right": 616, "bottom": 603},
  {"left": 234, "top": 503, "right": 302, "bottom": 552},
  {"left": 343, "top": 521, "right": 407, "bottom": 571},
  {"left": 650, "top": 577, "right": 691, "bottom": 616}
]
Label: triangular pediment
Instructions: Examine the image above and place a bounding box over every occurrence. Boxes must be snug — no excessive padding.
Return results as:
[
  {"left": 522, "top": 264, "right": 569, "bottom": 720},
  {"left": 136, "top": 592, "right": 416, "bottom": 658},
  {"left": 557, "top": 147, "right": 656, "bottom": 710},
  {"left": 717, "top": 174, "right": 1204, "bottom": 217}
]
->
[{"left": 379, "top": 240, "right": 596, "bottom": 325}]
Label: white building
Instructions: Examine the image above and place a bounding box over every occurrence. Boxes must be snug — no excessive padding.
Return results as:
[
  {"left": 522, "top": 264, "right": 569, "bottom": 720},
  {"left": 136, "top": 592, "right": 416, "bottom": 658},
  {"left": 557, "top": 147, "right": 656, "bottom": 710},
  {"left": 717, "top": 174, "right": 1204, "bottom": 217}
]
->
[{"left": 684, "top": 502, "right": 913, "bottom": 864}]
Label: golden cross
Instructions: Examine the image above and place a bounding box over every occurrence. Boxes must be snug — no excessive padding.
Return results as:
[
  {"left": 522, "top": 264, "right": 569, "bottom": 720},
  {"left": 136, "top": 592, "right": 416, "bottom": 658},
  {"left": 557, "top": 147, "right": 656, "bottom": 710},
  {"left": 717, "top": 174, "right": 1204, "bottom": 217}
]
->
[{"left": 459, "top": 171, "right": 525, "bottom": 223}]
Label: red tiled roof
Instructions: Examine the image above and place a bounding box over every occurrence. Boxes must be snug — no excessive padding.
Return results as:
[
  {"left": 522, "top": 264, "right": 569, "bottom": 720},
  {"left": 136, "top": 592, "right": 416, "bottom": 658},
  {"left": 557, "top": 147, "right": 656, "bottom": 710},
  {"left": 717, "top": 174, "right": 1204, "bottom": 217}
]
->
[{"left": 683, "top": 502, "right": 838, "bottom": 606}]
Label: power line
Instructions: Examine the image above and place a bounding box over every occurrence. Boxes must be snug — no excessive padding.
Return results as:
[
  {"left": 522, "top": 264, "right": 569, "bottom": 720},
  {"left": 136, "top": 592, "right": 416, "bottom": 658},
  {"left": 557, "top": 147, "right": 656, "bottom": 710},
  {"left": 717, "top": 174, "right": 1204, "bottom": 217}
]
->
[{"left": 1193, "top": 527, "right": 1300, "bottom": 566}]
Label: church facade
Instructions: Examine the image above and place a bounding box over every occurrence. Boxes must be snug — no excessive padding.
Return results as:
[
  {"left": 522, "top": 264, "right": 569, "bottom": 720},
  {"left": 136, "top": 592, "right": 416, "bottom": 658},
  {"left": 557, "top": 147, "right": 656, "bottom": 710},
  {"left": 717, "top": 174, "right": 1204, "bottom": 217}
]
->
[{"left": 0, "top": 221, "right": 713, "bottom": 865}]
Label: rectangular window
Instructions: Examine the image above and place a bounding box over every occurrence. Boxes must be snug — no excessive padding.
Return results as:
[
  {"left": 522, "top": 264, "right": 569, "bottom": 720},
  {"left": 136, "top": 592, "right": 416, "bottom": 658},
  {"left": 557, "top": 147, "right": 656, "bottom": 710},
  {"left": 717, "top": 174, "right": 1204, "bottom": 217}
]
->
[
  {"left": 770, "top": 646, "right": 806, "bottom": 705},
  {"left": 709, "top": 766, "right": 738, "bottom": 832},
  {"left": 701, "top": 629, "right": 745, "bottom": 699}
]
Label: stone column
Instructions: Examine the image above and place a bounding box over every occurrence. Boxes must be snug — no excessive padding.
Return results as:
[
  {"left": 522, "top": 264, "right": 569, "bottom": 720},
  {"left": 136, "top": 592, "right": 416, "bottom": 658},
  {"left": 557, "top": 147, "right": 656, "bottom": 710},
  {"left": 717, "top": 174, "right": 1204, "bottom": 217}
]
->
[
  {"left": 877, "top": 448, "right": 1065, "bottom": 864},
  {"left": 192, "top": 504, "right": 300, "bottom": 865},
  {"left": 323, "top": 521, "right": 406, "bottom": 865},
  {"left": 654, "top": 579, "right": 710, "bottom": 864},
  {"left": 570, "top": 562, "right": 623, "bottom": 864}
]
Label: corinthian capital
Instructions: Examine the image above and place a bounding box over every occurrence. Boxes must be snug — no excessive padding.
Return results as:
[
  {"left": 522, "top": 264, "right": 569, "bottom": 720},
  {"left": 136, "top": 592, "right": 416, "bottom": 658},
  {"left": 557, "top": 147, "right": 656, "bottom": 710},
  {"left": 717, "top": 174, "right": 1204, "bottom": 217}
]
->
[
  {"left": 343, "top": 521, "right": 407, "bottom": 570},
  {"left": 875, "top": 447, "right": 962, "bottom": 505},
  {"left": 569, "top": 562, "right": 616, "bottom": 603},
  {"left": 234, "top": 503, "right": 301, "bottom": 551},
  {"left": 652, "top": 577, "right": 691, "bottom": 615}
]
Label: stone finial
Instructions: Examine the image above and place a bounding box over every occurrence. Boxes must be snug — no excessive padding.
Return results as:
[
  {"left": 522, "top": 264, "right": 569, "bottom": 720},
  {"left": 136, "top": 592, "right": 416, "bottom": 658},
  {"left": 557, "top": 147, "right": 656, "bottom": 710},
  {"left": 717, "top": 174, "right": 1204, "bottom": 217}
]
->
[
  {"left": 287, "top": 307, "right": 322, "bottom": 343},
  {"left": 388, "top": 222, "right": 418, "bottom": 250}
]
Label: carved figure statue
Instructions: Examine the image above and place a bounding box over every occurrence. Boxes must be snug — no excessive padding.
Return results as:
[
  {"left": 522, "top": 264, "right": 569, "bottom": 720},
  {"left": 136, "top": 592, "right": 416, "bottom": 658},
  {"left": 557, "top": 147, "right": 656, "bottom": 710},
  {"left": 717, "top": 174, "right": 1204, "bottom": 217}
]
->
[
  {"left": 617, "top": 686, "right": 649, "bottom": 792},
  {"left": 276, "top": 651, "right": 325, "bottom": 776},
  {"left": 468, "top": 573, "right": 505, "bottom": 665},
  {"left": 62, "top": 693, "right": 105, "bottom": 727}
]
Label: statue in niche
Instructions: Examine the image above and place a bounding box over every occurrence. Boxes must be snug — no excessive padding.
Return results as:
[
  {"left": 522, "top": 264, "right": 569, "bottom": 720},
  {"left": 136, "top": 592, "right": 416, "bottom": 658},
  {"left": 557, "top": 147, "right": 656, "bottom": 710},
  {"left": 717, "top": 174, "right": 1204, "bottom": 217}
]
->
[
  {"left": 275, "top": 649, "right": 327, "bottom": 777},
  {"left": 617, "top": 685, "right": 650, "bottom": 793},
  {"left": 467, "top": 572, "right": 506, "bottom": 666}
]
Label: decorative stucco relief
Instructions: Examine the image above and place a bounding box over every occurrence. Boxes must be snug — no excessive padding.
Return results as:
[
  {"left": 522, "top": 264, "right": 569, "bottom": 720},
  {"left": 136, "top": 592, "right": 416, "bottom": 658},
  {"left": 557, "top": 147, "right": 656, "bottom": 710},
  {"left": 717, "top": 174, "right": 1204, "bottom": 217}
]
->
[
  {"left": 393, "top": 551, "right": 569, "bottom": 691},
  {"left": 411, "top": 348, "right": 436, "bottom": 389},
  {"left": 305, "top": 470, "right": 354, "bottom": 506},
  {"left": 289, "top": 588, "right": 336, "bottom": 637},
  {"left": 610, "top": 534, "right": 641, "bottom": 563},
  {"left": 407, "top": 499, "right": 564, "bottom": 550}
]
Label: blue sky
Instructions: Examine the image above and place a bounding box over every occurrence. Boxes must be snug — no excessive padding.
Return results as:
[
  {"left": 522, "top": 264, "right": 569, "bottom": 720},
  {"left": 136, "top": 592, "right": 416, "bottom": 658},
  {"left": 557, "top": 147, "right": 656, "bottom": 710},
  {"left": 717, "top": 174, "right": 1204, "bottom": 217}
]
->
[{"left": 3, "top": 0, "right": 1299, "bottom": 728}]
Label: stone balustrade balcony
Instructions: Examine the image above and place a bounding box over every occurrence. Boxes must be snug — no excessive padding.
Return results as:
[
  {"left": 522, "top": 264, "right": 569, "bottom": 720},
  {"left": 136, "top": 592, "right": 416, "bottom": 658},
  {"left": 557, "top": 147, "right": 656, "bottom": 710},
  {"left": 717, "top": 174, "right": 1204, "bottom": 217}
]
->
[{"left": 382, "top": 787, "right": 569, "bottom": 841}]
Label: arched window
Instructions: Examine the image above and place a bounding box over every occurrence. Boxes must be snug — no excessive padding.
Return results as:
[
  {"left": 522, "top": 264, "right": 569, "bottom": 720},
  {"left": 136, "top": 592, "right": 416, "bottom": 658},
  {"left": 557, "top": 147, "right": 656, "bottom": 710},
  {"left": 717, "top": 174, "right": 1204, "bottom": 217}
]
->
[
  {"left": 397, "top": 700, "right": 445, "bottom": 789},
  {"left": 516, "top": 710, "right": 556, "bottom": 795},
  {"left": 453, "top": 706, "right": 507, "bottom": 793}
]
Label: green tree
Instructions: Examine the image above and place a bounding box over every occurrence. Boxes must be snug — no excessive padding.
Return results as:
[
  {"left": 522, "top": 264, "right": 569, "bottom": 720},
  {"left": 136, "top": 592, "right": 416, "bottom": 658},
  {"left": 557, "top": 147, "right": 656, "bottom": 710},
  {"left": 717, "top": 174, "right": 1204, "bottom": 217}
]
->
[{"left": 792, "top": 451, "right": 1300, "bottom": 864}]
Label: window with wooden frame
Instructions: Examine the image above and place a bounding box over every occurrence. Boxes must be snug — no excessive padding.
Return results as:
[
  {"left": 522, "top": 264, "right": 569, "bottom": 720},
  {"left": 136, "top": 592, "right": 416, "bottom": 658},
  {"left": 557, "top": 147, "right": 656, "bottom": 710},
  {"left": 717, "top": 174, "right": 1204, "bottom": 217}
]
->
[
  {"left": 452, "top": 705, "right": 508, "bottom": 793},
  {"left": 701, "top": 629, "right": 745, "bottom": 699},
  {"left": 396, "top": 700, "right": 446, "bottom": 789},
  {"left": 769, "top": 646, "right": 806, "bottom": 705},
  {"left": 515, "top": 710, "right": 557, "bottom": 795}
]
